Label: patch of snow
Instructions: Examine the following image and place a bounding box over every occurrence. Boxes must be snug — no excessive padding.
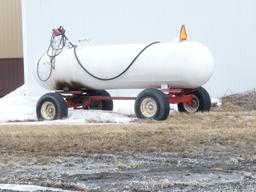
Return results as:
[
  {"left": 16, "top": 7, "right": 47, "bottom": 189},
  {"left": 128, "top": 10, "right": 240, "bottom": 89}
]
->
[
  {"left": 0, "top": 184, "right": 72, "bottom": 192},
  {"left": 113, "top": 100, "right": 135, "bottom": 115},
  {"left": 0, "top": 86, "right": 37, "bottom": 122},
  {"left": 68, "top": 109, "right": 131, "bottom": 123},
  {"left": 211, "top": 98, "right": 222, "bottom": 106}
]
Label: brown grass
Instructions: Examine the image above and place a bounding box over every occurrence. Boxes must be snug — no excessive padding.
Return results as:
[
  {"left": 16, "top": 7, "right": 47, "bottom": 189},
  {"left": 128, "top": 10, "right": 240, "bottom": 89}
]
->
[
  {"left": 221, "top": 89, "right": 256, "bottom": 111},
  {"left": 0, "top": 111, "right": 256, "bottom": 156}
]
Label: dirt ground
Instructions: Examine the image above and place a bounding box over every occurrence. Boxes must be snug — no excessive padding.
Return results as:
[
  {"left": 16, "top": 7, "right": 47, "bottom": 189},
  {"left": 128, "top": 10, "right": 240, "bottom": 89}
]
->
[{"left": 1, "top": 111, "right": 256, "bottom": 191}]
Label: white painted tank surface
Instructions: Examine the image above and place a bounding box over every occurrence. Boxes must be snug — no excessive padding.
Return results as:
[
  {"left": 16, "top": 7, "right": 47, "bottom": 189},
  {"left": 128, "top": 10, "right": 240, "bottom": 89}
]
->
[{"left": 36, "top": 41, "right": 214, "bottom": 91}]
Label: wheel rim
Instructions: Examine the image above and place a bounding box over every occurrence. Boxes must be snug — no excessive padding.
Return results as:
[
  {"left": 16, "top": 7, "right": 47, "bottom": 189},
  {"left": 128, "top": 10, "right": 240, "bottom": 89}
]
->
[
  {"left": 40, "top": 101, "right": 56, "bottom": 120},
  {"left": 140, "top": 97, "right": 158, "bottom": 118},
  {"left": 183, "top": 95, "right": 200, "bottom": 113}
]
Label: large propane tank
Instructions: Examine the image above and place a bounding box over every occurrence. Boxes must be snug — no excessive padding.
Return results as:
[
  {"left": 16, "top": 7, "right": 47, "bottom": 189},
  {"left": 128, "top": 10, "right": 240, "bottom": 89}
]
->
[{"left": 36, "top": 27, "right": 214, "bottom": 91}]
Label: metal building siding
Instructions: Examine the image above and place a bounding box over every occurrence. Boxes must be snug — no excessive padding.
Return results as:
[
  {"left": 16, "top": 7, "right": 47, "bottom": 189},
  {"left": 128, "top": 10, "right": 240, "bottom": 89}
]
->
[
  {"left": 0, "top": 0, "right": 23, "bottom": 58},
  {"left": 0, "top": 58, "right": 24, "bottom": 97},
  {"left": 0, "top": 0, "right": 24, "bottom": 96}
]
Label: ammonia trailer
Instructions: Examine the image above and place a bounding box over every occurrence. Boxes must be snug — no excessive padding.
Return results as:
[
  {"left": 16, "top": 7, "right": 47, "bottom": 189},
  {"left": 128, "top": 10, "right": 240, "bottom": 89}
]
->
[{"left": 35, "top": 26, "right": 214, "bottom": 121}]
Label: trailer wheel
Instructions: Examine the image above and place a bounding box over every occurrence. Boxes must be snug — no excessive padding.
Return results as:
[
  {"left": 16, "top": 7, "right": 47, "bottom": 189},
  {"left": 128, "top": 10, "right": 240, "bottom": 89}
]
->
[
  {"left": 178, "top": 87, "right": 211, "bottom": 113},
  {"left": 36, "top": 93, "right": 68, "bottom": 120},
  {"left": 87, "top": 90, "right": 113, "bottom": 110},
  {"left": 135, "top": 88, "right": 170, "bottom": 121}
]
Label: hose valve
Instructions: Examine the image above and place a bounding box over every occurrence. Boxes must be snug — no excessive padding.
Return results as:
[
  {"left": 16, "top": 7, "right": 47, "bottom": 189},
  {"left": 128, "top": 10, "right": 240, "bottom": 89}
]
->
[{"left": 52, "top": 26, "right": 66, "bottom": 37}]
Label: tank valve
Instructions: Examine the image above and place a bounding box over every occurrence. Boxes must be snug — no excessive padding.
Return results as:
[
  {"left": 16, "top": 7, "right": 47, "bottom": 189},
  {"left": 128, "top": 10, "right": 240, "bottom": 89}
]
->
[{"left": 52, "top": 26, "right": 66, "bottom": 37}]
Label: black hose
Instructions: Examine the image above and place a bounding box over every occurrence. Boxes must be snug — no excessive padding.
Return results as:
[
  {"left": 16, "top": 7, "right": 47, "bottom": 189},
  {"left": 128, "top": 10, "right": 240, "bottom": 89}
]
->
[
  {"left": 73, "top": 41, "right": 160, "bottom": 81},
  {"left": 37, "top": 28, "right": 160, "bottom": 82},
  {"left": 37, "top": 50, "right": 52, "bottom": 82}
]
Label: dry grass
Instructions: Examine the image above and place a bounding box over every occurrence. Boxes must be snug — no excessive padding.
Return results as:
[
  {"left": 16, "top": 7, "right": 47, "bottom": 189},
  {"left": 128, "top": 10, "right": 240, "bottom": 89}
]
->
[
  {"left": 221, "top": 89, "right": 256, "bottom": 111},
  {"left": 0, "top": 111, "right": 256, "bottom": 156}
]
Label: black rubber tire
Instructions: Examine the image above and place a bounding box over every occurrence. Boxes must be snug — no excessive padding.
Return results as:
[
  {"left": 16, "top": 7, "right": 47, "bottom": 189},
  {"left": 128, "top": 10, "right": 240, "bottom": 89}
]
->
[
  {"left": 135, "top": 88, "right": 170, "bottom": 121},
  {"left": 177, "top": 103, "right": 186, "bottom": 112},
  {"left": 36, "top": 93, "right": 68, "bottom": 120},
  {"left": 178, "top": 87, "right": 211, "bottom": 113},
  {"left": 87, "top": 90, "right": 113, "bottom": 111}
]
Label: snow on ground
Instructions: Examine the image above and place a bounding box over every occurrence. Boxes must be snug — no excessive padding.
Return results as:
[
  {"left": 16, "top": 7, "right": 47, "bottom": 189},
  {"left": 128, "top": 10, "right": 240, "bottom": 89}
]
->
[
  {"left": 0, "top": 86, "right": 37, "bottom": 122},
  {"left": 211, "top": 97, "right": 222, "bottom": 106},
  {"left": 0, "top": 184, "right": 72, "bottom": 192}
]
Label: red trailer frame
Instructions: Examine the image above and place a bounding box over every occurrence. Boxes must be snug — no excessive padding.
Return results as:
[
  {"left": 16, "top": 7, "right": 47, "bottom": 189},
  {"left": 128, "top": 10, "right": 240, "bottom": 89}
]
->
[
  {"left": 36, "top": 87, "right": 211, "bottom": 121},
  {"left": 57, "top": 88, "right": 195, "bottom": 109}
]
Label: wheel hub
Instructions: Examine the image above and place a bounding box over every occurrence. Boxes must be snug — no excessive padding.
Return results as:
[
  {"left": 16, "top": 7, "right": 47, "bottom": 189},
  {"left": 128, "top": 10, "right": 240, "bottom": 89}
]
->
[
  {"left": 140, "top": 98, "right": 158, "bottom": 118},
  {"left": 183, "top": 95, "right": 200, "bottom": 113},
  {"left": 41, "top": 101, "right": 56, "bottom": 120}
]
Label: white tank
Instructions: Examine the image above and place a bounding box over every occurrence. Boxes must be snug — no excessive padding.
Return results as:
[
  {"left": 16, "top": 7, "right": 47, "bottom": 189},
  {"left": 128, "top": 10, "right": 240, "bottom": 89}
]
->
[{"left": 36, "top": 41, "right": 214, "bottom": 91}]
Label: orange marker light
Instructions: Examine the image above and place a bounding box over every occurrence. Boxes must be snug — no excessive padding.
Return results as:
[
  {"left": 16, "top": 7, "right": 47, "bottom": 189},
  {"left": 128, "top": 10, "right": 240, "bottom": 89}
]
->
[{"left": 180, "top": 25, "right": 187, "bottom": 42}]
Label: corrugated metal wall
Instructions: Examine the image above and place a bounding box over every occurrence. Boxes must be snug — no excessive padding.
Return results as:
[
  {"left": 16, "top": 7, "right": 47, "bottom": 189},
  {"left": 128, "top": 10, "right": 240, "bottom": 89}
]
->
[
  {"left": 0, "top": 0, "right": 23, "bottom": 58},
  {"left": 0, "top": 0, "right": 24, "bottom": 97},
  {"left": 0, "top": 59, "right": 24, "bottom": 97}
]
